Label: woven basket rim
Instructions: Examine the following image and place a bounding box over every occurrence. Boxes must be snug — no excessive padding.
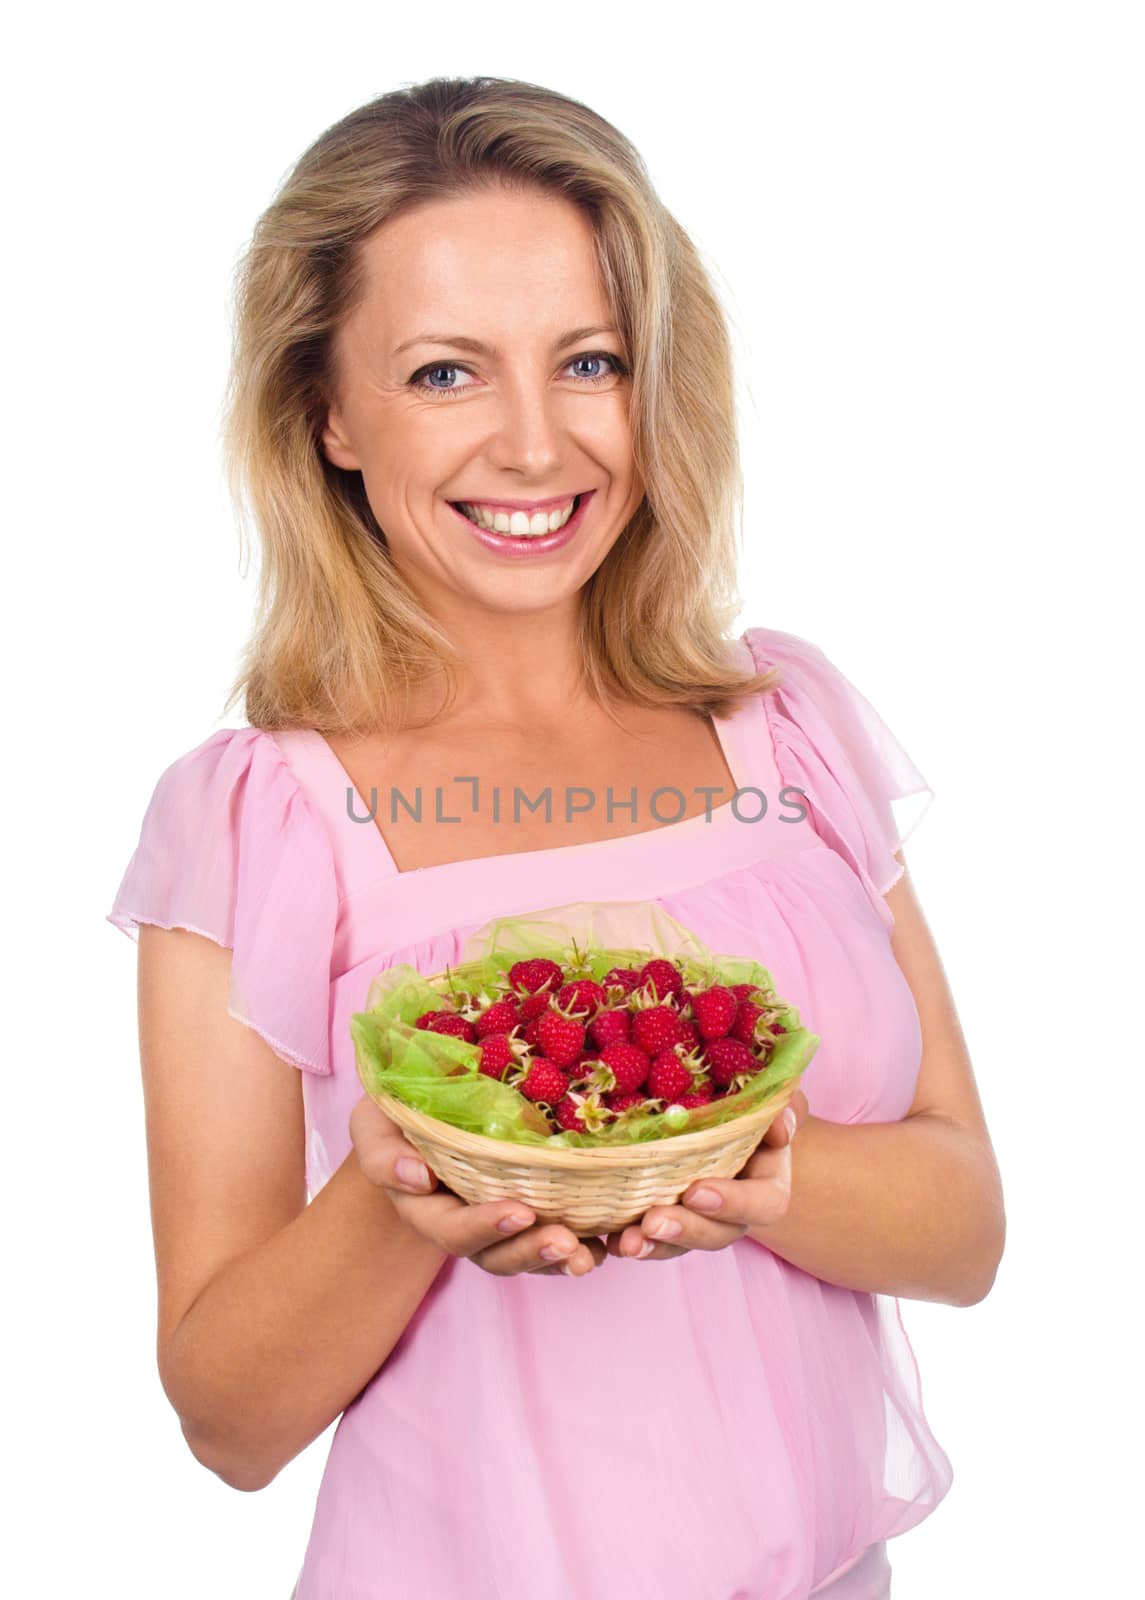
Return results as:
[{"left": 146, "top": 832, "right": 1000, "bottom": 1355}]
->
[{"left": 371, "top": 1081, "right": 798, "bottom": 1170}]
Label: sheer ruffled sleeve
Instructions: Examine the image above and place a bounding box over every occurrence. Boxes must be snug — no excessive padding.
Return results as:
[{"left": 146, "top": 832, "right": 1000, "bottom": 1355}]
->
[
  {"left": 745, "top": 626, "right": 934, "bottom": 930},
  {"left": 106, "top": 727, "right": 339, "bottom": 1075}
]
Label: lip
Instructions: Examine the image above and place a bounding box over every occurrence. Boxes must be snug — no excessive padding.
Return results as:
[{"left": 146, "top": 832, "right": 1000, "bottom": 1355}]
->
[
  {"left": 446, "top": 490, "right": 596, "bottom": 558},
  {"left": 457, "top": 492, "right": 585, "bottom": 513}
]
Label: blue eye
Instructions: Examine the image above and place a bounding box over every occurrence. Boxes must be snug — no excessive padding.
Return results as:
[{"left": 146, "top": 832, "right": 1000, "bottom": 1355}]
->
[
  {"left": 408, "top": 351, "right": 629, "bottom": 401},
  {"left": 569, "top": 354, "right": 612, "bottom": 381},
  {"left": 413, "top": 364, "right": 478, "bottom": 396}
]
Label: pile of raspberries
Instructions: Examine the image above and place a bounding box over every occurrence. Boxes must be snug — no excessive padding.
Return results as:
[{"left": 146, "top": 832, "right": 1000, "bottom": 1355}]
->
[{"left": 415, "top": 954, "right": 787, "bottom": 1136}]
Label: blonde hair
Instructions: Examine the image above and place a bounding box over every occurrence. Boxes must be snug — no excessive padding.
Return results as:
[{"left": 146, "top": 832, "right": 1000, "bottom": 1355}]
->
[{"left": 221, "top": 75, "right": 780, "bottom": 735}]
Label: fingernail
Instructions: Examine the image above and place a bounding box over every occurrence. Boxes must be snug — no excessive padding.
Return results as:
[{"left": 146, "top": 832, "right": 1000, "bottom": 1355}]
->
[
  {"left": 396, "top": 1158, "right": 432, "bottom": 1191},
  {"left": 637, "top": 1239, "right": 657, "bottom": 1258},
  {"left": 541, "top": 1242, "right": 574, "bottom": 1261},
  {"left": 560, "top": 1261, "right": 581, "bottom": 1276},
  {"left": 497, "top": 1213, "right": 531, "bottom": 1233},
  {"left": 688, "top": 1186, "right": 722, "bottom": 1212},
  {"left": 783, "top": 1108, "right": 798, "bottom": 1140},
  {"left": 647, "top": 1218, "right": 682, "bottom": 1239}
]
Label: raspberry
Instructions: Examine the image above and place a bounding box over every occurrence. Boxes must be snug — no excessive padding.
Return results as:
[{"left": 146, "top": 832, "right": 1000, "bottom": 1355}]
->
[
  {"left": 646, "top": 1049, "right": 694, "bottom": 1103},
  {"left": 602, "top": 965, "right": 643, "bottom": 995},
  {"left": 731, "top": 999, "right": 765, "bottom": 1046},
  {"left": 639, "top": 959, "right": 685, "bottom": 1002},
  {"left": 594, "top": 1042, "right": 651, "bottom": 1094},
  {"left": 518, "top": 991, "right": 552, "bottom": 1022},
  {"left": 689, "top": 985, "right": 739, "bottom": 1040},
  {"left": 554, "top": 1094, "right": 589, "bottom": 1133},
  {"left": 630, "top": 1004, "right": 683, "bottom": 1055},
  {"left": 517, "top": 1060, "right": 570, "bottom": 1104},
  {"left": 557, "top": 979, "right": 608, "bottom": 1017},
  {"left": 477, "top": 1034, "right": 520, "bottom": 1080},
  {"left": 536, "top": 1008, "right": 586, "bottom": 1067},
  {"left": 473, "top": 998, "right": 521, "bottom": 1038},
  {"left": 524, "top": 1006, "right": 551, "bottom": 1048},
  {"left": 553, "top": 1088, "right": 612, "bottom": 1134},
  {"left": 416, "top": 1010, "right": 477, "bottom": 1043},
  {"left": 677, "top": 1017, "right": 701, "bottom": 1050},
  {"left": 676, "top": 1082, "right": 715, "bottom": 1109},
  {"left": 509, "top": 958, "right": 563, "bottom": 996},
  {"left": 588, "top": 1008, "right": 630, "bottom": 1049},
  {"left": 604, "top": 1089, "right": 645, "bottom": 1114},
  {"left": 703, "top": 1037, "right": 759, "bottom": 1089}
]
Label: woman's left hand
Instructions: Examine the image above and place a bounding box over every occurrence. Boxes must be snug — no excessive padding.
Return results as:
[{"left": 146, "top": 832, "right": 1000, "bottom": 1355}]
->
[{"left": 604, "top": 1087, "right": 811, "bottom": 1261}]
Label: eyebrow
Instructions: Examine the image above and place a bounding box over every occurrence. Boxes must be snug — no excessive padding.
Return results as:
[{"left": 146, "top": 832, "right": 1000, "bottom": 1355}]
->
[{"left": 391, "top": 325, "right": 620, "bottom": 359}]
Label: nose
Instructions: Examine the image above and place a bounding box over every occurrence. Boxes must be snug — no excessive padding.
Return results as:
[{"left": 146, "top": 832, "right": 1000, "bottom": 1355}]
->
[{"left": 482, "top": 374, "right": 566, "bottom": 482}]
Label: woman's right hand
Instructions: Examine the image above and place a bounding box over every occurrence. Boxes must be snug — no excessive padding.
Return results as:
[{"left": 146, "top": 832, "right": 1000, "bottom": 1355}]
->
[{"left": 349, "top": 1094, "right": 608, "bottom": 1278}]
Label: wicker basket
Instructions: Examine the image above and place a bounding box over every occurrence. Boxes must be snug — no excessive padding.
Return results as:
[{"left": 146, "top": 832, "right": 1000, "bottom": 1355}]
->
[{"left": 371, "top": 1080, "right": 800, "bottom": 1235}]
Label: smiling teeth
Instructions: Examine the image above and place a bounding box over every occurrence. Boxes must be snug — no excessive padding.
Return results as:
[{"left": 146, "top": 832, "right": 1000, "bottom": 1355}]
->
[{"left": 458, "top": 498, "right": 578, "bottom": 536}]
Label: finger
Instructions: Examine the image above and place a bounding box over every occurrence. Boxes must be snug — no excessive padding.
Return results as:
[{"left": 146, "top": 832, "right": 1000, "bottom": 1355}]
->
[
  {"left": 473, "top": 1227, "right": 606, "bottom": 1278},
  {"left": 529, "top": 1232, "right": 605, "bottom": 1277},
  {"left": 606, "top": 1224, "right": 686, "bottom": 1261},
  {"left": 350, "top": 1099, "right": 440, "bottom": 1194},
  {"left": 759, "top": 1102, "right": 799, "bottom": 1148},
  {"left": 349, "top": 1092, "right": 405, "bottom": 1149},
  {"left": 355, "top": 1135, "right": 440, "bottom": 1194},
  {"left": 385, "top": 1186, "right": 545, "bottom": 1256},
  {"left": 551, "top": 1236, "right": 608, "bottom": 1276},
  {"left": 637, "top": 1203, "right": 748, "bottom": 1252},
  {"left": 679, "top": 1149, "right": 792, "bottom": 1228},
  {"left": 464, "top": 1219, "right": 585, "bottom": 1273}
]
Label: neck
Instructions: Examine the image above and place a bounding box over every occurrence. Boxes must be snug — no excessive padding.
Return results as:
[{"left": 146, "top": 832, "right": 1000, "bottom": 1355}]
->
[{"left": 410, "top": 601, "right": 600, "bottom": 725}]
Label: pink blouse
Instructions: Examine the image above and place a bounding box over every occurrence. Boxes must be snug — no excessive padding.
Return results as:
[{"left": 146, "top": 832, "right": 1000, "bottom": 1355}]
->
[{"left": 107, "top": 626, "right": 953, "bottom": 1599}]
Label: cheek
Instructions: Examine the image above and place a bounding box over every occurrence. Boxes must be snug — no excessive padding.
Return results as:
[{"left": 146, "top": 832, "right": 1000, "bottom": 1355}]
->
[
  {"left": 579, "top": 397, "right": 636, "bottom": 472},
  {"left": 356, "top": 429, "right": 445, "bottom": 509}
]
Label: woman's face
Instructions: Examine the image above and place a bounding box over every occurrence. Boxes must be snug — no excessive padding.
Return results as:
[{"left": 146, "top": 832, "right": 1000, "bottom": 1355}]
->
[{"left": 321, "top": 186, "right": 645, "bottom": 624}]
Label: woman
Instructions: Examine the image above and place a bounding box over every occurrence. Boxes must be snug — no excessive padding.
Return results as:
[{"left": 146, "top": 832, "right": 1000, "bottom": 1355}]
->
[{"left": 108, "top": 76, "right": 1005, "bottom": 1599}]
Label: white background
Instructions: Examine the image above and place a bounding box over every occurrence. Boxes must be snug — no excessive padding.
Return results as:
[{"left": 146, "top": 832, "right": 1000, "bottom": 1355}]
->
[{"left": 7, "top": 2, "right": 1141, "bottom": 1595}]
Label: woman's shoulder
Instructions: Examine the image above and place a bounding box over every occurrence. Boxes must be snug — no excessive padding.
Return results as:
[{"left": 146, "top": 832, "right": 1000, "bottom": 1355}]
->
[
  {"left": 145, "top": 724, "right": 279, "bottom": 788},
  {"left": 741, "top": 625, "right": 901, "bottom": 730},
  {"left": 112, "top": 726, "right": 327, "bottom": 918},
  {"left": 134, "top": 724, "right": 326, "bottom": 833},
  {"left": 739, "top": 622, "right": 934, "bottom": 918},
  {"left": 741, "top": 623, "right": 834, "bottom": 676},
  {"left": 123, "top": 723, "right": 338, "bottom": 883},
  {"left": 107, "top": 723, "right": 339, "bottom": 1076}
]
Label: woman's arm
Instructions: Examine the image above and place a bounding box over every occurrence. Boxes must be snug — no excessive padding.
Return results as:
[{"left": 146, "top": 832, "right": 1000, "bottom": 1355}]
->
[
  {"left": 745, "top": 856, "right": 1006, "bottom": 1305},
  {"left": 137, "top": 926, "right": 448, "bottom": 1493},
  {"left": 745, "top": 1108, "right": 1002, "bottom": 1304}
]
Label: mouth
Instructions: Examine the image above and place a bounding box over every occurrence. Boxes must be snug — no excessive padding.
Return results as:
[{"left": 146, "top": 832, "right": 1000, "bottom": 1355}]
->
[{"left": 445, "top": 491, "right": 595, "bottom": 556}]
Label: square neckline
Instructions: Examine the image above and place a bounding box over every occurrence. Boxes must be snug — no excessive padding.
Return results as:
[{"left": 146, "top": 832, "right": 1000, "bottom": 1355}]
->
[{"left": 290, "top": 637, "right": 769, "bottom": 885}]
